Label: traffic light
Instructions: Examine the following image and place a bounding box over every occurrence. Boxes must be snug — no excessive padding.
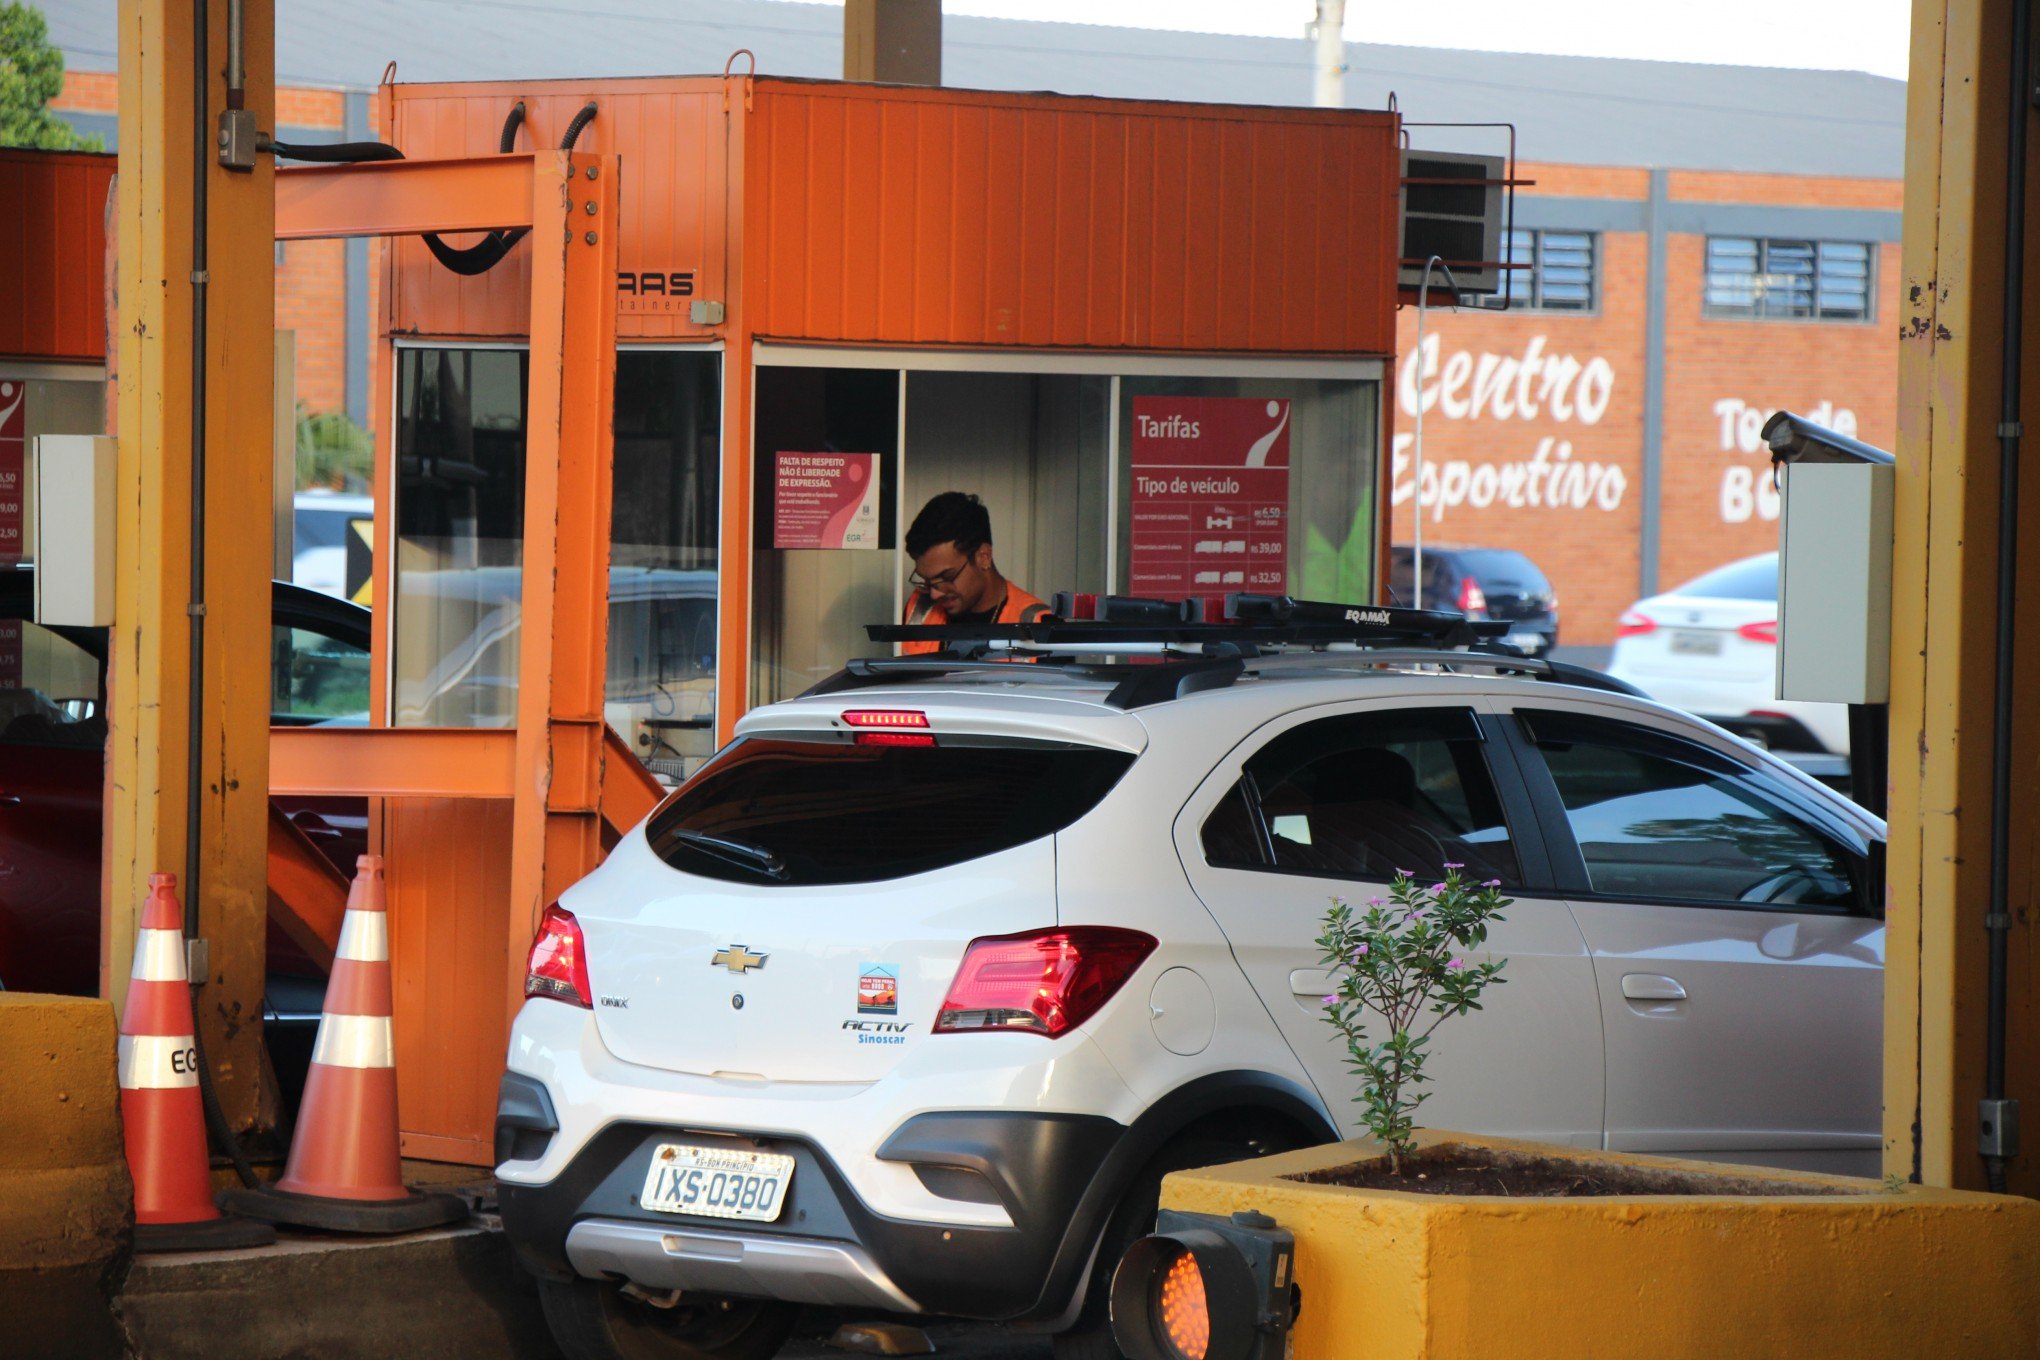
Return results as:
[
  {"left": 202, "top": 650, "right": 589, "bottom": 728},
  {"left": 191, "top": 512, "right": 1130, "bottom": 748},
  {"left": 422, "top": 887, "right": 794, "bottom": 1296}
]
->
[{"left": 1109, "top": 1208, "right": 1300, "bottom": 1360}]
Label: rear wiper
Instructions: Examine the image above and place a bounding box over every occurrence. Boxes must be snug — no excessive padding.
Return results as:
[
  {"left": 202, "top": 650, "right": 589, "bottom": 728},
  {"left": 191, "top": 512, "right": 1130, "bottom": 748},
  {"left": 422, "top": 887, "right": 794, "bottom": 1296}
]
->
[{"left": 662, "top": 828, "right": 788, "bottom": 881}]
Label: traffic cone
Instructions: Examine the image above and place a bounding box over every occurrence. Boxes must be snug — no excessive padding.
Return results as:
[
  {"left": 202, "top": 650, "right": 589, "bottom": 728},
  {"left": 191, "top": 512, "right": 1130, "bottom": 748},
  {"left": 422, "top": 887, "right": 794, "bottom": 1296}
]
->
[
  {"left": 119, "top": 873, "right": 274, "bottom": 1252},
  {"left": 221, "top": 855, "right": 466, "bottom": 1233}
]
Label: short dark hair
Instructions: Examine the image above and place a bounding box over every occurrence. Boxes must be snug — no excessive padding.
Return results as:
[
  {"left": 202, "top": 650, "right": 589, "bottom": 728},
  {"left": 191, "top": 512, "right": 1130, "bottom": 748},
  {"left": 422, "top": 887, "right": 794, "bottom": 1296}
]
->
[{"left": 906, "top": 491, "right": 993, "bottom": 559}]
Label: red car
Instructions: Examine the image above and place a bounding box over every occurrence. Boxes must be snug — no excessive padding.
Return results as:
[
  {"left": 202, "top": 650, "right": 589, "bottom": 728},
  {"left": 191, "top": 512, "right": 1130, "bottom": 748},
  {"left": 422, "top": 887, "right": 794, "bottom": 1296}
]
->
[{"left": 0, "top": 566, "right": 369, "bottom": 1012}]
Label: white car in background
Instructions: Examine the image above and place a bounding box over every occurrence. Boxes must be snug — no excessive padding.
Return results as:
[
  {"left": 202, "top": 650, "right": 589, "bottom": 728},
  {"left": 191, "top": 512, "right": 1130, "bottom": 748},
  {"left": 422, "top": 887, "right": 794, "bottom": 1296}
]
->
[
  {"left": 1608, "top": 552, "right": 1850, "bottom": 757},
  {"left": 291, "top": 490, "right": 373, "bottom": 601},
  {"left": 495, "top": 609, "right": 1884, "bottom": 1360}
]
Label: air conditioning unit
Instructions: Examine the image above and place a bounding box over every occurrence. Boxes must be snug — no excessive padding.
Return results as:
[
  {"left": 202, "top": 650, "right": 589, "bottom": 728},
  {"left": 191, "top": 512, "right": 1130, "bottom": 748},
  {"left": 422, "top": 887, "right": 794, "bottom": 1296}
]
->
[{"left": 1399, "top": 149, "right": 1505, "bottom": 295}]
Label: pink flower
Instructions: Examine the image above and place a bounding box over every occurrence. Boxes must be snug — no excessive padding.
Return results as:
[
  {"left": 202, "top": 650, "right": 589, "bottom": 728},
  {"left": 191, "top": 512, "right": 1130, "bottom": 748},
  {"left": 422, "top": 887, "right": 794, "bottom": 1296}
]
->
[
  {"left": 1447, "top": 957, "right": 1468, "bottom": 971},
  {"left": 1396, "top": 868, "right": 1415, "bottom": 879},
  {"left": 1443, "top": 861, "right": 1465, "bottom": 870},
  {"left": 1484, "top": 878, "right": 1503, "bottom": 888},
  {"left": 1321, "top": 995, "right": 1338, "bottom": 1007},
  {"left": 1352, "top": 943, "right": 1369, "bottom": 958},
  {"left": 1367, "top": 896, "right": 1386, "bottom": 907}
]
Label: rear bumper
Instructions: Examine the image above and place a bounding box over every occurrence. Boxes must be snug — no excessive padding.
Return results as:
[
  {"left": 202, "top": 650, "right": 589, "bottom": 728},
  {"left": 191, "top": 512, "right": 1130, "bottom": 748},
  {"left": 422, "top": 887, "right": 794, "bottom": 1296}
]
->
[
  {"left": 497, "top": 1108, "right": 1124, "bottom": 1321},
  {"left": 563, "top": 1219, "right": 918, "bottom": 1312}
]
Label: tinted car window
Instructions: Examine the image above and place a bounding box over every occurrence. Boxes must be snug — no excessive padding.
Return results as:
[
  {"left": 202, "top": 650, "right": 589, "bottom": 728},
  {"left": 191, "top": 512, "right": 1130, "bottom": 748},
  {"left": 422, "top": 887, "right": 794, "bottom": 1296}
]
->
[
  {"left": 0, "top": 621, "right": 104, "bottom": 750},
  {"left": 272, "top": 625, "right": 371, "bottom": 725},
  {"left": 1525, "top": 711, "right": 1860, "bottom": 908},
  {"left": 1451, "top": 549, "right": 1550, "bottom": 594},
  {"left": 647, "top": 734, "right": 1135, "bottom": 885},
  {"left": 1202, "top": 707, "right": 1520, "bottom": 884},
  {"left": 1674, "top": 554, "right": 1778, "bottom": 601}
]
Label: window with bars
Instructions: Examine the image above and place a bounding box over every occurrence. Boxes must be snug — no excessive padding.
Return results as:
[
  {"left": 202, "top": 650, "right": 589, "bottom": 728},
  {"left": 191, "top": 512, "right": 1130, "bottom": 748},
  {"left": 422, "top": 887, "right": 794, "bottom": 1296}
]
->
[
  {"left": 1465, "top": 229, "right": 1598, "bottom": 312},
  {"left": 1703, "top": 237, "right": 1874, "bottom": 322}
]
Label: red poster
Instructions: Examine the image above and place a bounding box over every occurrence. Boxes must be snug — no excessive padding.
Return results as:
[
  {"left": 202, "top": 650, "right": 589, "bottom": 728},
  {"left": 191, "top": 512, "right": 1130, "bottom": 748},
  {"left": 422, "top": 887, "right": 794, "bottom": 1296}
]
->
[
  {"left": 1128, "top": 397, "right": 1290, "bottom": 598},
  {"left": 0, "top": 378, "right": 23, "bottom": 564},
  {"left": 773, "top": 452, "right": 882, "bottom": 550}
]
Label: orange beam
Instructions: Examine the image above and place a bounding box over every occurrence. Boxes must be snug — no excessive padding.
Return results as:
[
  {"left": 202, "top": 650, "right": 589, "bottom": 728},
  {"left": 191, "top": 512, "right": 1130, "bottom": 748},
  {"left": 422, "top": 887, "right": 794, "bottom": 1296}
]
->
[
  {"left": 275, "top": 153, "right": 537, "bottom": 240},
  {"left": 265, "top": 803, "right": 347, "bottom": 970},
  {"left": 507, "top": 150, "right": 619, "bottom": 1022},
  {"left": 602, "top": 725, "right": 667, "bottom": 834},
  {"left": 270, "top": 726, "right": 517, "bottom": 798}
]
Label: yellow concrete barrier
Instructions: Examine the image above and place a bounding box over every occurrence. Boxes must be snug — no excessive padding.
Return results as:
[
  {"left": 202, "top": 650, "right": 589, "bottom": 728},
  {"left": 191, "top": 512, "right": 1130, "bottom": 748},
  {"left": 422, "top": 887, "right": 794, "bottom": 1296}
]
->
[
  {"left": 1159, "top": 1131, "right": 2040, "bottom": 1358},
  {"left": 0, "top": 993, "right": 133, "bottom": 1271}
]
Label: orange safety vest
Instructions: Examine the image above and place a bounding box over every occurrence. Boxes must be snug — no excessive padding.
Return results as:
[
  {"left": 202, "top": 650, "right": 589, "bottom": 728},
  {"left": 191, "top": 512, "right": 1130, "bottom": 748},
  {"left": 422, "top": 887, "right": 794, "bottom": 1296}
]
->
[{"left": 900, "top": 584, "right": 1050, "bottom": 655}]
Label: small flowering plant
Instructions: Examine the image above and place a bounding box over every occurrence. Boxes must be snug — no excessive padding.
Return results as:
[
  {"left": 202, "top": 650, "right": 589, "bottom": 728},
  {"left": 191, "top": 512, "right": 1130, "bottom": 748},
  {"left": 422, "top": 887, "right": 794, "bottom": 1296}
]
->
[{"left": 1315, "top": 865, "right": 1510, "bottom": 1175}]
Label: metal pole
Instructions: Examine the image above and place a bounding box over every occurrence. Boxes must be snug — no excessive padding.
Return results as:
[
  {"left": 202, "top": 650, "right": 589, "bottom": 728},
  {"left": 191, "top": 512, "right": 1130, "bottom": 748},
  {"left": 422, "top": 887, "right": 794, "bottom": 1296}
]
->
[
  {"left": 1410, "top": 255, "right": 1458, "bottom": 611},
  {"left": 1982, "top": 0, "right": 2031, "bottom": 1195},
  {"left": 1311, "top": 0, "right": 1347, "bottom": 109}
]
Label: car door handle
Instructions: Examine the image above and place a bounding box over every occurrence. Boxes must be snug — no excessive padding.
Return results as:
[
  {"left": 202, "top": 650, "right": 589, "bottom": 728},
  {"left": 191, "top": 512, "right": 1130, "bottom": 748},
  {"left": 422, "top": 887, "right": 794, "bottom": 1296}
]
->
[
  {"left": 1620, "top": 973, "right": 1687, "bottom": 1001},
  {"left": 0, "top": 793, "right": 20, "bottom": 807},
  {"left": 1289, "top": 968, "right": 1335, "bottom": 996}
]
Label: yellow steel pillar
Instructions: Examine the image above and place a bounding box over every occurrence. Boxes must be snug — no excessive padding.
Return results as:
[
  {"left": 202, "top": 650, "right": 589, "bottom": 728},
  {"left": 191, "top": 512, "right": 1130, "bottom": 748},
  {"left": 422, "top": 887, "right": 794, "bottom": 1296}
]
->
[
  {"left": 1889, "top": 0, "right": 2040, "bottom": 1191},
  {"left": 110, "top": 0, "right": 276, "bottom": 1135}
]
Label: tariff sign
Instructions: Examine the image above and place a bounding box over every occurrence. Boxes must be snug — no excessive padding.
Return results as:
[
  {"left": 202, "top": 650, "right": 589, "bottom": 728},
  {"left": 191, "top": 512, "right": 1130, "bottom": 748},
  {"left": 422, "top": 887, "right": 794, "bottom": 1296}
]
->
[
  {"left": 1128, "top": 397, "right": 1290, "bottom": 598},
  {"left": 0, "top": 379, "right": 23, "bottom": 564}
]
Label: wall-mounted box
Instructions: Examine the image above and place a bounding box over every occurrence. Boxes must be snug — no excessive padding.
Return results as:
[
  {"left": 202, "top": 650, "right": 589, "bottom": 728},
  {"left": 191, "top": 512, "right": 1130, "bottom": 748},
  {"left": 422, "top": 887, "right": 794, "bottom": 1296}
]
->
[
  {"left": 1777, "top": 461, "right": 1893, "bottom": 704},
  {"left": 32, "top": 434, "right": 116, "bottom": 627}
]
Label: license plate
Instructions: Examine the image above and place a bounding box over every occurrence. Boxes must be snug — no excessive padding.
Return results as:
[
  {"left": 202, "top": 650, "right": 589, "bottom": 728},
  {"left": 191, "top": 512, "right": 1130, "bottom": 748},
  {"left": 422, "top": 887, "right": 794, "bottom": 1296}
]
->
[
  {"left": 640, "top": 1144, "right": 794, "bottom": 1222},
  {"left": 1669, "top": 630, "right": 1723, "bottom": 656}
]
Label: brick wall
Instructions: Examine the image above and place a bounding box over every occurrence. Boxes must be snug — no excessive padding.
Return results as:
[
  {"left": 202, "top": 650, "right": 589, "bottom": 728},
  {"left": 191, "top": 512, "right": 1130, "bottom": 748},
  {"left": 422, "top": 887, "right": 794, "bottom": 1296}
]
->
[
  {"left": 1391, "top": 165, "right": 1901, "bottom": 647},
  {"left": 57, "top": 72, "right": 360, "bottom": 428}
]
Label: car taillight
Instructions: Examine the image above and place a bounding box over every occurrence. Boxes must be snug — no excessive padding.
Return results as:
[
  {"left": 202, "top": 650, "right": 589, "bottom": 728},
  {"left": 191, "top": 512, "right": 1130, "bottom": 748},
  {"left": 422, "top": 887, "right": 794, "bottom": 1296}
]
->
[
  {"left": 1457, "top": 577, "right": 1488, "bottom": 616},
  {"left": 841, "top": 709, "right": 930, "bottom": 729},
  {"left": 933, "top": 927, "right": 1158, "bottom": 1039},
  {"left": 1739, "top": 619, "right": 1779, "bottom": 644},
  {"left": 1616, "top": 611, "right": 1657, "bottom": 638},
  {"left": 525, "top": 902, "right": 592, "bottom": 1008}
]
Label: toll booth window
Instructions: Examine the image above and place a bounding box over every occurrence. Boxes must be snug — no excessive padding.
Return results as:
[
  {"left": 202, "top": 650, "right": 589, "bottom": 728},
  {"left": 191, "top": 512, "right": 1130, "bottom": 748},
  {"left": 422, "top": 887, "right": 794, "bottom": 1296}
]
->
[
  {"left": 750, "top": 366, "right": 900, "bottom": 709},
  {"left": 1117, "top": 375, "right": 1379, "bottom": 603},
  {"left": 392, "top": 348, "right": 529, "bottom": 727},
  {"left": 611, "top": 350, "right": 722, "bottom": 780}
]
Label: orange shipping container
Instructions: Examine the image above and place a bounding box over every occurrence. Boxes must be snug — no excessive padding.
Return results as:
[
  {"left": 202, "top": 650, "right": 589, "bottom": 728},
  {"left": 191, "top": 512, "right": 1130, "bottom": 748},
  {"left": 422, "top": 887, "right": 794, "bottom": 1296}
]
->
[{"left": 0, "top": 148, "right": 115, "bottom": 365}]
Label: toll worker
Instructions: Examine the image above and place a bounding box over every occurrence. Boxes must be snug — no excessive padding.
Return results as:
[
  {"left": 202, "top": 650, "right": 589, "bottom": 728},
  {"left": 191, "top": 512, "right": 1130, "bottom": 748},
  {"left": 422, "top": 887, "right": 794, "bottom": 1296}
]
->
[{"left": 900, "top": 492, "right": 1048, "bottom": 656}]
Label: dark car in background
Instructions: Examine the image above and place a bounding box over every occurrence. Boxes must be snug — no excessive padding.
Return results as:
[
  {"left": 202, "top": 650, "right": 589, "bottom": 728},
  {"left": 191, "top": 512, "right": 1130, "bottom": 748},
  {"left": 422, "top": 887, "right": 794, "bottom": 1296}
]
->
[
  {"left": 1389, "top": 545, "right": 1559, "bottom": 654},
  {"left": 0, "top": 566, "right": 369, "bottom": 1009}
]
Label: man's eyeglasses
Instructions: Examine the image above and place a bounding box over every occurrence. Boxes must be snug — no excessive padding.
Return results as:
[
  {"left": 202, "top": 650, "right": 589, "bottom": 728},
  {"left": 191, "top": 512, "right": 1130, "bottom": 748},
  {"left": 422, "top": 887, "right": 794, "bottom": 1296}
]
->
[{"left": 909, "top": 562, "right": 970, "bottom": 592}]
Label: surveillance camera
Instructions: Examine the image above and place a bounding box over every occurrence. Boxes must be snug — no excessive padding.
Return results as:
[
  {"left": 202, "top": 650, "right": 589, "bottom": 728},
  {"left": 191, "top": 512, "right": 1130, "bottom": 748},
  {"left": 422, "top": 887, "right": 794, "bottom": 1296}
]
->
[{"left": 1762, "top": 410, "right": 1896, "bottom": 468}]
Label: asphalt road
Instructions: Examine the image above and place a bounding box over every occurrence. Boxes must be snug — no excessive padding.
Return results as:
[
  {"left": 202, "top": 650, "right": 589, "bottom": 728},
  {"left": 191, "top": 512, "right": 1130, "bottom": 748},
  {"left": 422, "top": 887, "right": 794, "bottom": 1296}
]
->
[{"left": 781, "top": 1320, "right": 1055, "bottom": 1358}]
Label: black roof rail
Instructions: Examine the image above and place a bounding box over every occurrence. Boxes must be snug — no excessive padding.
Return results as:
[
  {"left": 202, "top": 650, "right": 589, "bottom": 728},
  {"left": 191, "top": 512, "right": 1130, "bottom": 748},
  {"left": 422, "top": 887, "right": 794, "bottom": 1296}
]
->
[
  {"left": 866, "top": 602, "right": 1500, "bottom": 651},
  {"left": 796, "top": 645, "right": 1646, "bottom": 709}
]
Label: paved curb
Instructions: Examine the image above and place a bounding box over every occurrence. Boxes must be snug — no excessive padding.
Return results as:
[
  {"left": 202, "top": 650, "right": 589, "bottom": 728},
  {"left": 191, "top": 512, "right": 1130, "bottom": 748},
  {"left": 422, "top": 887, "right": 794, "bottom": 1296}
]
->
[{"left": 116, "top": 1217, "right": 561, "bottom": 1360}]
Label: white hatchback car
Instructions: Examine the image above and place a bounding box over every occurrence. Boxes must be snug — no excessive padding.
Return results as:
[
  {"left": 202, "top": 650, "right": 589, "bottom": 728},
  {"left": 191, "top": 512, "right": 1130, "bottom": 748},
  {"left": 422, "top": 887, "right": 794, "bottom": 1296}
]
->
[
  {"left": 1607, "top": 552, "right": 1850, "bottom": 756},
  {"left": 497, "top": 609, "right": 1885, "bottom": 1360}
]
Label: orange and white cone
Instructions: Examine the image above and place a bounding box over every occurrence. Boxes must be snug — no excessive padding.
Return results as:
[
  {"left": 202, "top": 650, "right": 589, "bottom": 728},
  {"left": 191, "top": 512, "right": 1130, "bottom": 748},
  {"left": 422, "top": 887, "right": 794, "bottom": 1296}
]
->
[
  {"left": 120, "top": 873, "right": 273, "bottom": 1252},
  {"left": 223, "top": 855, "right": 465, "bottom": 1233}
]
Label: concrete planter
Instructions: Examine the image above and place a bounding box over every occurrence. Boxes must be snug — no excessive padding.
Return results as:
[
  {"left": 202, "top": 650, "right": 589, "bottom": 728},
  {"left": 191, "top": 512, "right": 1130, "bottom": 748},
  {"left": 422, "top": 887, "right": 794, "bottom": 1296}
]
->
[{"left": 1158, "top": 1131, "right": 2040, "bottom": 1358}]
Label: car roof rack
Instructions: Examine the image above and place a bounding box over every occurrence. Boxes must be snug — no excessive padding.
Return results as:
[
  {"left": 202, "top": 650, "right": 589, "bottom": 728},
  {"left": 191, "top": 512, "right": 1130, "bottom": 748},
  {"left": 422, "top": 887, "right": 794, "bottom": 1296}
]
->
[{"left": 795, "top": 593, "right": 1646, "bottom": 710}]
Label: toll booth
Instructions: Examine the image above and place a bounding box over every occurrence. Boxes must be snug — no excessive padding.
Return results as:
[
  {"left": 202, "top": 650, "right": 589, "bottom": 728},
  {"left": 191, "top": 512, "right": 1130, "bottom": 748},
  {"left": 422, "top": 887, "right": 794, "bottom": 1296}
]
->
[{"left": 357, "top": 74, "right": 1406, "bottom": 1160}]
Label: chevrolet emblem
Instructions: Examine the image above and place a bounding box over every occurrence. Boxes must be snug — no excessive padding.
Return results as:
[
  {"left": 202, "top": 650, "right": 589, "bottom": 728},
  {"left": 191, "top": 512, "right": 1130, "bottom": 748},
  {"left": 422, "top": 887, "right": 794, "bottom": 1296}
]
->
[{"left": 711, "top": 944, "right": 768, "bottom": 974}]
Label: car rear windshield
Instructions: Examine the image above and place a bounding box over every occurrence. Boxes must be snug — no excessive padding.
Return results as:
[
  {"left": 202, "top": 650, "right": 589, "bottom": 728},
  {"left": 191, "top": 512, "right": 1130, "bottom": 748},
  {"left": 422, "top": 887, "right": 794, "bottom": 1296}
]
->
[
  {"left": 644, "top": 733, "right": 1137, "bottom": 885},
  {"left": 1675, "top": 554, "right": 1778, "bottom": 601},
  {"left": 1450, "top": 550, "right": 1550, "bottom": 593}
]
